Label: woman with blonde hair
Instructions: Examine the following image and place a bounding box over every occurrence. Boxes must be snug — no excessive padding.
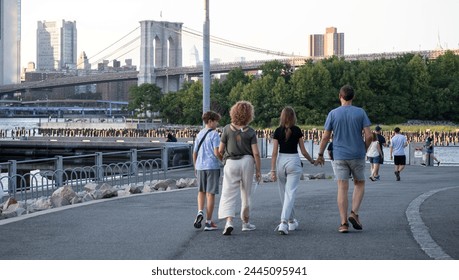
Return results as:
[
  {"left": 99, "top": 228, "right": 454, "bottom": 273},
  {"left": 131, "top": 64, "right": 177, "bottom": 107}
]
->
[
  {"left": 271, "top": 106, "right": 316, "bottom": 235},
  {"left": 218, "top": 101, "right": 261, "bottom": 235}
]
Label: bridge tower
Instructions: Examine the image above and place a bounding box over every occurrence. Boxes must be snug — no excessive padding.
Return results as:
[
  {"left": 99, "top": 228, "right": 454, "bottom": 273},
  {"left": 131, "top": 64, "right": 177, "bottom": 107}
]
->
[{"left": 138, "top": 20, "right": 183, "bottom": 92}]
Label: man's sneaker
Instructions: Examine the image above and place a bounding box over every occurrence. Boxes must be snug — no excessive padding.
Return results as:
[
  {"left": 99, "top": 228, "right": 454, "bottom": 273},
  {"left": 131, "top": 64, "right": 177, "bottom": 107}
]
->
[
  {"left": 223, "top": 221, "right": 233, "bottom": 235},
  {"left": 348, "top": 211, "right": 363, "bottom": 230},
  {"left": 204, "top": 221, "right": 218, "bottom": 231},
  {"left": 395, "top": 171, "right": 400, "bottom": 181},
  {"left": 288, "top": 219, "right": 299, "bottom": 231},
  {"left": 437, "top": 161, "right": 441, "bottom": 166},
  {"left": 193, "top": 211, "right": 204, "bottom": 229},
  {"left": 338, "top": 222, "right": 349, "bottom": 233},
  {"left": 277, "top": 223, "right": 288, "bottom": 235},
  {"left": 242, "top": 222, "right": 256, "bottom": 231}
]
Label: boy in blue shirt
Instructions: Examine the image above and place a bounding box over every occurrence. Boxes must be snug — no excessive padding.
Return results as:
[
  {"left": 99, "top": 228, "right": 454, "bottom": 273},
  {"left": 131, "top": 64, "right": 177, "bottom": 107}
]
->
[{"left": 193, "top": 111, "right": 222, "bottom": 231}]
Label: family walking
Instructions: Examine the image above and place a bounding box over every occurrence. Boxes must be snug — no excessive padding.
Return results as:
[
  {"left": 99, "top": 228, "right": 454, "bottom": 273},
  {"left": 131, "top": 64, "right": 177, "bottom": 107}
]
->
[{"left": 192, "top": 85, "right": 416, "bottom": 236}]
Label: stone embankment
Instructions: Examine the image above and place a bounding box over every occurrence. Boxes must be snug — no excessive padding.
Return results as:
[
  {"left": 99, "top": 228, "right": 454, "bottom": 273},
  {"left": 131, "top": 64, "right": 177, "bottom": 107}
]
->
[
  {"left": 0, "top": 177, "right": 197, "bottom": 220},
  {"left": 0, "top": 172, "right": 327, "bottom": 220}
]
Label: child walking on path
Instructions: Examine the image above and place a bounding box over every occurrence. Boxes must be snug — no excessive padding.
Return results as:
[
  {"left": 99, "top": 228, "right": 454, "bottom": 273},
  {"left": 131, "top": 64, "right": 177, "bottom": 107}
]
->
[
  {"left": 192, "top": 111, "right": 222, "bottom": 231},
  {"left": 271, "top": 107, "right": 316, "bottom": 235}
]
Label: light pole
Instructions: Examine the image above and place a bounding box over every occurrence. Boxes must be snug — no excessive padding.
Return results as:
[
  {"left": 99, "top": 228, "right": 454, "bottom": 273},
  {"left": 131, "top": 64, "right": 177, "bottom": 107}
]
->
[{"left": 203, "top": 0, "right": 210, "bottom": 117}]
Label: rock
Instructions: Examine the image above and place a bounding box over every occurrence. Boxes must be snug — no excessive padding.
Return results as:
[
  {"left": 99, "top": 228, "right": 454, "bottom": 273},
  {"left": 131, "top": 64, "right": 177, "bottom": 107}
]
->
[
  {"left": 82, "top": 193, "right": 95, "bottom": 202},
  {"left": 50, "top": 185, "right": 77, "bottom": 208},
  {"left": 91, "top": 183, "right": 118, "bottom": 199},
  {"left": 313, "top": 172, "right": 326, "bottom": 179},
  {"left": 128, "top": 185, "right": 142, "bottom": 194},
  {"left": 3, "top": 197, "right": 18, "bottom": 211},
  {"left": 176, "top": 178, "right": 197, "bottom": 188},
  {"left": 28, "top": 197, "right": 52, "bottom": 212},
  {"left": 83, "top": 182, "right": 98, "bottom": 193},
  {"left": 262, "top": 172, "right": 274, "bottom": 182},
  {"left": 2, "top": 203, "right": 26, "bottom": 218},
  {"left": 152, "top": 179, "right": 176, "bottom": 191}
]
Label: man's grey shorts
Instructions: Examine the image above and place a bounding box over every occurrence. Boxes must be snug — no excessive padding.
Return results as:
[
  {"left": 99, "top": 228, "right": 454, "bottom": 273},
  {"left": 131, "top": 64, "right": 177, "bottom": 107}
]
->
[
  {"left": 333, "top": 159, "right": 366, "bottom": 181},
  {"left": 197, "top": 169, "right": 220, "bottom": 194}
]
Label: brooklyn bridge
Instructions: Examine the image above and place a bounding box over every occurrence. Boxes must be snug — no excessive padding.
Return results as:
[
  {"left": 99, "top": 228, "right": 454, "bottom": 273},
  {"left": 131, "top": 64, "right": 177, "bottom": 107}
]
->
[{"left": 1, "top": 20, "right": 458, "bottom": 117}]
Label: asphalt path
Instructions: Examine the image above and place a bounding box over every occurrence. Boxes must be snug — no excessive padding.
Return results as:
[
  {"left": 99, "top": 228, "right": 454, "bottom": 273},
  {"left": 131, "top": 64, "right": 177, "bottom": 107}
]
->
[{"left": 0, "top": 159, "right": 458, "bottom": 261}]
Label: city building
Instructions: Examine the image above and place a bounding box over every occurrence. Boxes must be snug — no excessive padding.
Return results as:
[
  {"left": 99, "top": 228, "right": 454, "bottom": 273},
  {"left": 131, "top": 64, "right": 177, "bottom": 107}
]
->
[
  {"left": 309, "top": 27, "right": 344, "bottom": 57},
  {"left": 0, "top": 0, "right": 21, "bottom": 85},
  {"left": 36, "top": 20, "right": 77, "bottom": 71}
]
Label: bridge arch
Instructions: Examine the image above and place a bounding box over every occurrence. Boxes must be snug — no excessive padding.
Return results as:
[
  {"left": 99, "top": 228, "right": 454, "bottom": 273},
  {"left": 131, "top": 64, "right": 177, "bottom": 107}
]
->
[{"left": 138, "top": 20, "right": 183, "bottom": 89}]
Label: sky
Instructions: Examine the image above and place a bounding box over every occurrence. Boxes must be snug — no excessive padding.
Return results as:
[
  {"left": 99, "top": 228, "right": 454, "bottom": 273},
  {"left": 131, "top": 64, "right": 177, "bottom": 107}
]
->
[{"left": 19, "top": 0, "right": 459, "bottom": 68}]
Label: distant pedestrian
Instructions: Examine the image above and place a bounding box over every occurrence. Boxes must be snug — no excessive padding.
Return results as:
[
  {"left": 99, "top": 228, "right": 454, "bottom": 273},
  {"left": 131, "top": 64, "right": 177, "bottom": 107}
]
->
[
  {"left": 192, "top": 111, "right": 222, "bottom": 231},
  {"left": 375, "top": 125, "right": 387, "bottom": 169},
  {"left": 270, "top": 106, "right": 316, "bottom": 235},
  {"left": 218, "top": 101, "right": 261, "bottom": 235},
  {"left": 316, "top": 85, "right": 372, "bottom": 233},
  {"left": 422, "top": 131, "right": 440, "bottom": 166},
  {"left": 366, "top": 132, "right": 383, "bottom": 181},
  {"left": 166, "top": 132, "right": 177, "bottom": 142},
  {"left": 389, "top": 127, "right": 408, "bottom": 181}
]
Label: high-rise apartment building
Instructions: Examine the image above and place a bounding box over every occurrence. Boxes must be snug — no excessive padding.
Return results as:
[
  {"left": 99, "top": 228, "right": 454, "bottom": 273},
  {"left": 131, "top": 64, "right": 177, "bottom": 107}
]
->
[
  {"left": 36, "top": 20, "right": 77, "bottom": 71},
  {"left": 309, "top": 27, "right": 344, "bottom": 57},
  {"left": 0, "top": 0, "right": 21, "bottom": 85}
]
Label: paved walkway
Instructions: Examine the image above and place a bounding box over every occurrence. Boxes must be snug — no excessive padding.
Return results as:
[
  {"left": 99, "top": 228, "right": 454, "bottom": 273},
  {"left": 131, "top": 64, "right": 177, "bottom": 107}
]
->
[{"left": 0, "top": 159, "right": 458, "bottom": 261}]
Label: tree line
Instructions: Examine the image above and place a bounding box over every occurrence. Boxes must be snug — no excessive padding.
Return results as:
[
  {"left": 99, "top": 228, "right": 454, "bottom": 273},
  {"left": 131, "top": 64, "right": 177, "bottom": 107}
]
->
[{"left": 128, "top": 50, "right": 459, "bottom": 127}]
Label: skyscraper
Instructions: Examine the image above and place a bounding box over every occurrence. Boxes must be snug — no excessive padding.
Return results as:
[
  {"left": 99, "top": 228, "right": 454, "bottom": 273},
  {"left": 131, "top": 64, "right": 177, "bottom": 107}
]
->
[
  {"left": 309, "top": 27, "right": 344, "bottom": 57},
  {"left": 0, "top": 0, "right": 21, "bottom": 85},
  {"left": 36, "top": 20, "right": 77, "bottom": 71}
]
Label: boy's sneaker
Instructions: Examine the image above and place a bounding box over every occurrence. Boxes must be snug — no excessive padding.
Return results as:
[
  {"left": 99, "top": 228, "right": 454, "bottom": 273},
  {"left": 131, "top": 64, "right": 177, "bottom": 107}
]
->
[
  {"left": 193, "top": 211, "right": 204, "bottom": 229},
  {"left": 223, "top": 221, "right": 233, "bottom": 235},
  {"left": 204, "top": 221, "right": 218, "bottom": 231},
  {"left": 277, "top": 223, "right": 288, "bottom": 235},
  {"left": 288, "top": 219, "right": 299, "bottom": 231},
  {"left": 242, "top": 222, "right": 256, "bottom": 231}
]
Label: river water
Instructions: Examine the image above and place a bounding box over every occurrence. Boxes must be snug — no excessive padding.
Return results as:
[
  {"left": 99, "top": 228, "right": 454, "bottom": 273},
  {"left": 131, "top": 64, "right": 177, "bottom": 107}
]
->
[{"left": 1, "top": 117, "right": 458, "bottom": 165}]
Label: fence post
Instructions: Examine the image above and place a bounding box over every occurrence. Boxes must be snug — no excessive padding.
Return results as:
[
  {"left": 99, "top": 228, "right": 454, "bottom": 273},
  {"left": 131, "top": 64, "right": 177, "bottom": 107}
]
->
[
  {"left": 56, "top": 156, "right": 64, "bottom": 188},
  {"left": 7, "top": 160, "right": 17, "bottom": 195},
  {"left": 162, "top": 146, "right": 168, "bottom": 177},
  {"left": 130, "top": 149, "right": 138, "bottom": 175},
  {"left": 96, "top": 152, "right": 104, "bottom": 182}
]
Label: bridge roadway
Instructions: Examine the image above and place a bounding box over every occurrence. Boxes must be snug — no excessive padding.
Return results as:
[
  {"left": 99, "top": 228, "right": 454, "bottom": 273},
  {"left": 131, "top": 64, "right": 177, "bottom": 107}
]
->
[
  {"left": 0, "top": 158, "right": 457, "bottom": 276},
  {"left": 1, "top": 49, "right": 458, "bottom": 95}
]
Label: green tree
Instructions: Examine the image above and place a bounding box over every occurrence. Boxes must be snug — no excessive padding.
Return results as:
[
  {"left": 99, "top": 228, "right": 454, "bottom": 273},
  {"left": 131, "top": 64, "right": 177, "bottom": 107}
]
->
[
  {"left": 291, "top": 62, "right": 335, "bottom": 125},
  {"left": 406, "top": 55, "right": 431, "bottom": 120},
  {"left": 428, "top": 51, "right": 459, "bottom": 121},
  {"left": 128, "top": 83, "right": 163, "bottom": 118}
]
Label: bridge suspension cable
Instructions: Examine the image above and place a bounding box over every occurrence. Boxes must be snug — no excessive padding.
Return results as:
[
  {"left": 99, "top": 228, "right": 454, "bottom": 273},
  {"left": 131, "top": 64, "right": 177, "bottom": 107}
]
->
[
  {"left": 76, "top": 26, "right": 140, "bottom": 68},
  {"left": 81, "top": 24, "right": 307, "bottom": 69},
  {"left": 182, "top": 26, "right": 306, "bottom": 58}
]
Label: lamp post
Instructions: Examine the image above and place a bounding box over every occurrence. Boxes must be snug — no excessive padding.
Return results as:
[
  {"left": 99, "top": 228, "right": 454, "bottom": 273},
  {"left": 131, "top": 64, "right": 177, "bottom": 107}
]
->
[{"left": 203, "top": 0, "right": 210, "bottom": 117}]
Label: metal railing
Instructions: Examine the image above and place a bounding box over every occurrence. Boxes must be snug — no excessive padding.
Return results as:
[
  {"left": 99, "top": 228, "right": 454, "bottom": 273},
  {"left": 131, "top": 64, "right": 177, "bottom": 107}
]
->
[{"left": 1, "top": 144, "right": 192, "bottom": 203}]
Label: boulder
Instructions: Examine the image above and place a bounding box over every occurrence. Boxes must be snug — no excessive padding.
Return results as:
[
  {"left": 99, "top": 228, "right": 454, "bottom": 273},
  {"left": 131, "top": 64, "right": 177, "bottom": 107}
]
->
[
  {"left": 176, "top": 178, "right": 197, "bottom": 188},
  {"left": 152, "top": 179, "right": 176, "bottom": 191},
  {"left": 50, "top": 185, "right": 77, "bottom": 208},
  {"left": 3, "top": 197, "right": 18, "bottom": 211},
  {"left": 128, "top": 185, "right": 142, "bottom": 194}
]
